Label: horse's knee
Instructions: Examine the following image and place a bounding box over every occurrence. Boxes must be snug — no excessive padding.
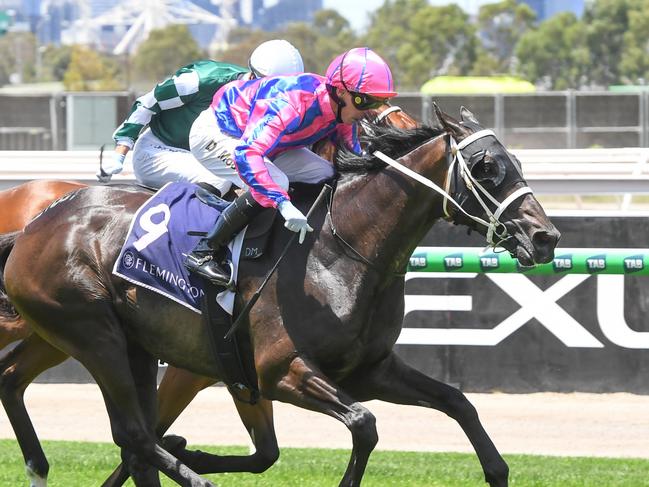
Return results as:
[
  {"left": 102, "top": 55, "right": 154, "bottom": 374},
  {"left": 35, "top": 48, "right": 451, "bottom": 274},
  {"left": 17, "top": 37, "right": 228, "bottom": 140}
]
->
[
  {"left": 347, "top": 404, "right": 378, "bottom": 451},
  {"left": 0, "top": 362, "right": 26, "bottom": 401},
  {"left": 435, "top": 387, "right": 478, "bottom": 422}
]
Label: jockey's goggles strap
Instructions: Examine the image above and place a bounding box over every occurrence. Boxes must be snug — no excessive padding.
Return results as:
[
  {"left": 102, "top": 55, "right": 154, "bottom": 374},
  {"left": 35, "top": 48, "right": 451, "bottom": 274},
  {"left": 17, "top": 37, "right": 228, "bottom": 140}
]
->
[{"left": 326, "top": 84, "right": 345, "bottom": 123}]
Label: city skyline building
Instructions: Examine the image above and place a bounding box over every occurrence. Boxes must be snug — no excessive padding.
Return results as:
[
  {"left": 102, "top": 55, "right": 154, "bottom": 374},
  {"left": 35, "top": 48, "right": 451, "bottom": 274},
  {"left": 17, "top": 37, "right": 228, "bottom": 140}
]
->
[{"left": 517, "top": 0, "right": 584, "bottom": 22}]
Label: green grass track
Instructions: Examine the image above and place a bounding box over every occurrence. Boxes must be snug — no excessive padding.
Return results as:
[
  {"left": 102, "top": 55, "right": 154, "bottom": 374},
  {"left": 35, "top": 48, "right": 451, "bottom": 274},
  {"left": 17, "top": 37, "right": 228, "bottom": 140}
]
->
[{"left": 0, "top": 440, "right": 648, "bottom": 486}]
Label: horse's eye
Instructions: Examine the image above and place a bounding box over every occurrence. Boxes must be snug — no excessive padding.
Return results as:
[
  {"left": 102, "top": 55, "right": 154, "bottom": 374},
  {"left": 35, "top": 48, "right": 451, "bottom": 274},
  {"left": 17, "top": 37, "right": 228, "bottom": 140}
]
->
[{"left": 471, "top": 153, "right": 505, "bottom": 187}]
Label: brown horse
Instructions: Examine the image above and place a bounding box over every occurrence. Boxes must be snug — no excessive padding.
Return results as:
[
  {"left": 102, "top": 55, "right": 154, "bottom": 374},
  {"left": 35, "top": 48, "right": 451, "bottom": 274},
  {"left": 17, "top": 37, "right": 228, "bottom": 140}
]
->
[
  {"left": 0, "top": 180, "right": 86, "bottom": 348},
  {"left": 0, "top": 106, "right": 559, "bottom": 486},
  {"left": 0, "top": 107, "right": 420, "bottom": 485}
]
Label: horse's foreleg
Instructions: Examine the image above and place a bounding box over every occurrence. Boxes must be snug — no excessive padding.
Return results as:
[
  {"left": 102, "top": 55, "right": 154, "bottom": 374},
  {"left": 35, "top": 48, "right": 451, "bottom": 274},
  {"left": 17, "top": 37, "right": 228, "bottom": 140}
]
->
[
  {"left": 155, "top": 366, "right": 279, "bottom": 475},
  {"left": 342, "top": 352, "right": 508, "bottom": 487},
  {"left": 121, "top": 342, "right": 164, "bottom": 487},
  {"left": 261, "top": 355, "right": 377, "bottom": 487},
  {"left": 51, "top": 313, "right": 213, "bottom": 487},
  {"left": 0, "top": 335, "right": 67, "bottom": 487},
  {"left": 102, "top": 365, "right": 217, "bottom": 487}
]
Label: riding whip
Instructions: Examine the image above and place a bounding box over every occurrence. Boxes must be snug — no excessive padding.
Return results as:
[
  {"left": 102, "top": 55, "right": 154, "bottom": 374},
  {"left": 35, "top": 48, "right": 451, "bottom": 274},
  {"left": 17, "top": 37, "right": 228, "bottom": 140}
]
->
[{"left": 224, "top": 184, "right": 333, "bottom": 340}]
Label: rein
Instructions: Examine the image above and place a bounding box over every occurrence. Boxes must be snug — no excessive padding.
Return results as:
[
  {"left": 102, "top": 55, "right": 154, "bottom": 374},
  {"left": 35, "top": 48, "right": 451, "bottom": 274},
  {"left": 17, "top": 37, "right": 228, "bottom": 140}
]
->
[
  {"left": 327, "top": 188, "right": 407, "bottom": 277},
  {"left": 326, "top": 105, "right": 408, "bottom": 276}
]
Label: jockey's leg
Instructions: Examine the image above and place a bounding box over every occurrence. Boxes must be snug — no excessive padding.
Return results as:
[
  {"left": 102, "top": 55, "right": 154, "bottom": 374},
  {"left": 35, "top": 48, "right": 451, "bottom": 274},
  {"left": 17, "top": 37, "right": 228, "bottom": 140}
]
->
[
  {"left": 132, "top": 128, "right": 229, "bottom": 193},
  {"left": 184, "top": 191, "right": 263, "bottom": 287},
  {"left": 272, "top": 147, "right": 335, "bottom": 184}
]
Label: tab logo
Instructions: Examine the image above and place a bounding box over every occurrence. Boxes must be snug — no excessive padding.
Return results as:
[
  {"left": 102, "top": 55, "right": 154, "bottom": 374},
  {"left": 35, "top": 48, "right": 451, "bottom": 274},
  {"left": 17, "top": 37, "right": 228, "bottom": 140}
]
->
[
  {"left": 409, "top": 253, "right": 427, "bottom": 269},
  {"left": 443, "top": 253, "right": 463, "bottom": 271},
  {"left": 624, "top": 255, "right": 644, "bottom": 273},
  {"left": 480, "top": 255, "right": 499, "bottom": 270},
  {"left": 587, "top": 254, "right": 606, "bottom": 273},
  {"left": 552, "top": 255, "right": 573, "bottom": 272}
]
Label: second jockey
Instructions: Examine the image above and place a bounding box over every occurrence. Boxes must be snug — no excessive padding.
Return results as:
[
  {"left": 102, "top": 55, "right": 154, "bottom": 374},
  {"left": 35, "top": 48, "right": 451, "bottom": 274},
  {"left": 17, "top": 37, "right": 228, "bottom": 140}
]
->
[{"left": 101, "top": 39, "right": 304, "bottom": 193}]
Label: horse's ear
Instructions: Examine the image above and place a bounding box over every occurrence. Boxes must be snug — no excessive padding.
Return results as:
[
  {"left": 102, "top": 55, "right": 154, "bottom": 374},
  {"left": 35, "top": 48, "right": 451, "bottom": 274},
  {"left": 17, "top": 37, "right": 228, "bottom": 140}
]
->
[
  {"left": 460, "top": 106, "right": 480, "bottom": 125},
  {"left": 433, "top": 102, "right": 469, "bottom": 138}
]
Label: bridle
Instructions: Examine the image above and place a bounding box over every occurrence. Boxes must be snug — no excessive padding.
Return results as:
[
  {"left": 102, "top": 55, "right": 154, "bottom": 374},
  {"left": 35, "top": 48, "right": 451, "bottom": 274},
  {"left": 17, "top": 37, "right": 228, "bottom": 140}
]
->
[
  {"left": 328, "top": 128, "right": 532, "bottom": 274},
  {"left": 374, "top": 105, "right": 402, "bottom": 123}
]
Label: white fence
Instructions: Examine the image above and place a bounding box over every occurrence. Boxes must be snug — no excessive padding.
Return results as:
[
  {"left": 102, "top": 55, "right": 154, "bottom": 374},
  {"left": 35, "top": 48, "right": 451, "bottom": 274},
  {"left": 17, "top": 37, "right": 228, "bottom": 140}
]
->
[{"left": 1, "top": 148, "right": 649, "bottom": 197}]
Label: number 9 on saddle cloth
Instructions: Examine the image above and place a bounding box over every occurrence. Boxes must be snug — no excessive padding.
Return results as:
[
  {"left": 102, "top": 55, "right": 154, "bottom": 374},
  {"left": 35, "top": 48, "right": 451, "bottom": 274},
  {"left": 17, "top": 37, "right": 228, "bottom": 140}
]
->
[{"left": 113, "top": 182, "right": 275, "bottom": 315}]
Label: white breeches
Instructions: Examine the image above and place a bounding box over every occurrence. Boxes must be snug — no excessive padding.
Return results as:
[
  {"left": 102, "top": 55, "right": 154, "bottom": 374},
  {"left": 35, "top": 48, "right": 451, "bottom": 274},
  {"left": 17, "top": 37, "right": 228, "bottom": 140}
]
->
[{"left": 131, "top": 129, "right": 228, "bottom": 191}]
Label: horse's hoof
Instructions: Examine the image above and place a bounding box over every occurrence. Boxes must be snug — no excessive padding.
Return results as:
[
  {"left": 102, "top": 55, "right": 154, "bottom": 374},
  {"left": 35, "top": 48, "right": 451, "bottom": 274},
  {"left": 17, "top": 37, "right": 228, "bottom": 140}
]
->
[{"left": 161, "top": 434, "right": 188, "bottom": 454}]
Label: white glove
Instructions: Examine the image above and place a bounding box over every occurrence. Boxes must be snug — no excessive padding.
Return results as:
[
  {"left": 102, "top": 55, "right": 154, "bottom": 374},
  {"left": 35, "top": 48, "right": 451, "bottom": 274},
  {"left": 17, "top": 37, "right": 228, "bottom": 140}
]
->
[
  {"left": 97, "top": 152, "right": 125, "bottom": 183},
  {"left": 278, "top": 200, "right": 313, "bottom": 244}
]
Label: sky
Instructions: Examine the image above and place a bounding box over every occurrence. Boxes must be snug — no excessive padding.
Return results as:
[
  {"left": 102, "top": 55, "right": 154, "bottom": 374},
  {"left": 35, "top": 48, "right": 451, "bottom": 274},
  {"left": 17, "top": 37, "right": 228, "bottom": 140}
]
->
[{"left": 321, "top": 0, "right": 494, "bottom": 32}]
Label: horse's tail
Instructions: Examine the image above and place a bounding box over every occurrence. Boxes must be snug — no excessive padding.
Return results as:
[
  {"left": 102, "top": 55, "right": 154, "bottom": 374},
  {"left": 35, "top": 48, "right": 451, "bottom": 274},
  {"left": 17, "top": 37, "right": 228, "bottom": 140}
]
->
[{"left": 0, "top": 231, "right": 20, "bottom": 323}]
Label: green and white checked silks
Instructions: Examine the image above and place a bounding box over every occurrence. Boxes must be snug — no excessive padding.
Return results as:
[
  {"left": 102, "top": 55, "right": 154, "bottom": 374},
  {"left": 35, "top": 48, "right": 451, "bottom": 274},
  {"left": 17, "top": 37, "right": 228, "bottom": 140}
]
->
[{"left": 113, "top": 60, "right": 247, "bottom": 151}]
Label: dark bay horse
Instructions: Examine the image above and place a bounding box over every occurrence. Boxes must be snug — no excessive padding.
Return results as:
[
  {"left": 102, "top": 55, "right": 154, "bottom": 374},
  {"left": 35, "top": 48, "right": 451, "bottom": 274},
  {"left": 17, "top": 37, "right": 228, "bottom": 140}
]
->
[
  {"left": 0, "top": 107, "right": 420, "bottom": 485},
  {"left": 0, "top": 106, "right": 559, "bottom": 487}
]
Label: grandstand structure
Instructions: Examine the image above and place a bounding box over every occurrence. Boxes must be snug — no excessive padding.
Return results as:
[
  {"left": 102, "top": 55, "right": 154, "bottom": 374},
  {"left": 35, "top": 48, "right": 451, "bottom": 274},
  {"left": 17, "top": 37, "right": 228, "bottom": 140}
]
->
[{"left": 60, "top": 0, "right": 238, "bottom": 54}]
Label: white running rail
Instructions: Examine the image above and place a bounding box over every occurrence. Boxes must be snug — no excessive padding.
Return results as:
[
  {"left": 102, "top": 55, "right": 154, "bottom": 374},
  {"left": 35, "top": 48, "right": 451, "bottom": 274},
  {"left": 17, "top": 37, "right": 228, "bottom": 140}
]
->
[{"left": 1, "top": 148, "right": 649, "bottom": 200}]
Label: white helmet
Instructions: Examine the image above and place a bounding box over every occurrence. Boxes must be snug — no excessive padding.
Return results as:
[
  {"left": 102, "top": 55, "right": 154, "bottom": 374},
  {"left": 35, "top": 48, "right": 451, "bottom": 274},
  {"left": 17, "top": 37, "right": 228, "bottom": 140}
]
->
[{"left": 248, "top": 39, "right": 304, "bottom": 78}]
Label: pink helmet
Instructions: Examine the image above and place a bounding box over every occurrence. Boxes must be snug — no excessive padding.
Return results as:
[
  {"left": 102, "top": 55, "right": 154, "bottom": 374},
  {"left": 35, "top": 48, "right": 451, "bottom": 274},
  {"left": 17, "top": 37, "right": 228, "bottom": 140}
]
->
[{"left": 325, "top": 47, "right": 397, "bottom": 98}]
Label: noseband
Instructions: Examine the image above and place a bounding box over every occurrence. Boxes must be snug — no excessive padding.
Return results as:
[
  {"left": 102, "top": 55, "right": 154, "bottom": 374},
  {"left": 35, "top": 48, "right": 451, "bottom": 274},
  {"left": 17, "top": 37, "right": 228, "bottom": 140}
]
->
[{"left": 374, "top": 129, "right": 532, "bottom": 248}]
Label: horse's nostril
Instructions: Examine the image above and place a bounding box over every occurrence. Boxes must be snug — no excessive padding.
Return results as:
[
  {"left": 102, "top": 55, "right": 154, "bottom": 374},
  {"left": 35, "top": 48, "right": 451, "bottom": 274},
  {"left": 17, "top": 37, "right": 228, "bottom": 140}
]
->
[{"left": 532, "top": 230, "right": 560, "bottom": 251}]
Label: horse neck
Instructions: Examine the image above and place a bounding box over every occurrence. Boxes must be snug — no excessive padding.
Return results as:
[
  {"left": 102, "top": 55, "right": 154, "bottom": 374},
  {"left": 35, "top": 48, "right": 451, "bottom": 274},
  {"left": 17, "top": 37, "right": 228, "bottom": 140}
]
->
[{"left": 330, "top": 135, "right": 449, "bottom": 277}]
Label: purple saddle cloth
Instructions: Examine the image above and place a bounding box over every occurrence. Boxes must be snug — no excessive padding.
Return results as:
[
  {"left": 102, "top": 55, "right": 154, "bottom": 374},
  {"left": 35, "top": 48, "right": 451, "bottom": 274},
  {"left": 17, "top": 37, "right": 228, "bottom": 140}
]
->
[{"left": 113, "top": 182, "right": 223, "bottom": 313}]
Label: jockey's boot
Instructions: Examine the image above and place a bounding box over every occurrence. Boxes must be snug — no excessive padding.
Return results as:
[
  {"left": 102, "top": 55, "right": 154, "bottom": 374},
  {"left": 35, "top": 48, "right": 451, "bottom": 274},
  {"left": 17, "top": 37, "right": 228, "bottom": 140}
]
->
[{"left": 185, "top": 191, "right": 263, "bottom": 287}]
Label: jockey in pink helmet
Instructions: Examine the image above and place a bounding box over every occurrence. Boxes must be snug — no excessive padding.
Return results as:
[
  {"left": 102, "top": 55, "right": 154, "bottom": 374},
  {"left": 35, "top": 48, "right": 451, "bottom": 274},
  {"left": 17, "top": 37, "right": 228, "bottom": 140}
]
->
[
  {"left": 184, "top": 47, "right": 398, "bottom": 287},
  {"left": 325, "top": 47, "right": 398, "bottom": 123}
]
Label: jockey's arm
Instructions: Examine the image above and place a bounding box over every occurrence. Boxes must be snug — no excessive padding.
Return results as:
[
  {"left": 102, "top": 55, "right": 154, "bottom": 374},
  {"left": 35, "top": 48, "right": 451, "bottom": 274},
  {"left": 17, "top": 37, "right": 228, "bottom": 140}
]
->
[
  {"left": 234, "top": 99, "right": 302, "bottom": 208},
  {"left": 112, "top": 67, "right": 201, "bottom": 149}
]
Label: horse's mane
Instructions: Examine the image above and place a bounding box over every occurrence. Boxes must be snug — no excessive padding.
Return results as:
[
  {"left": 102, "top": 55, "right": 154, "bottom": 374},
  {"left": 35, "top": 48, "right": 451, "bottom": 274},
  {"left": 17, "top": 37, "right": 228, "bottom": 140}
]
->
[{"left": 335, "top": 122, "right": 445, "bottom": 173}]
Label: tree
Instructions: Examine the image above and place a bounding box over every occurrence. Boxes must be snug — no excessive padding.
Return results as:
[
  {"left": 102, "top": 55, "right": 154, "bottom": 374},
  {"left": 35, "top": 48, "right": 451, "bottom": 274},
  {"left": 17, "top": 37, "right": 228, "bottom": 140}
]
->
[
  {"left": 0, "top": 32, "right": 36, "bottom": 85},
  {"left": 476, "top": 0, "right": 536, "bottom": 74},
  {"left": 132, "top": 25, "right": 204, "bottom": 82},
  {"left": 215, "top": 27, "right": 273, "bottom": 67},
  {"left": 515, "top": 12, "right": 589, "bottom": 89},
  {"left": 619, "top": 1, "right": 649, "bottom": 83},
  {"left": 364, "top": 0, "right": 478, "bottom": 91},
  {"left": 39, "top": 44, "right": 73, "bottom": 81},
  {"left": 284, "top": 9, "right": 357, "bottom": 73},
  {"left": 63, "top": 45, "right": 123, "bottom": 91},
  {"left": 215, "top": 10, "right": 357, "bottom": 76},
  {"left": 583, "top": 0, "right": 640, "bottom": 87}
]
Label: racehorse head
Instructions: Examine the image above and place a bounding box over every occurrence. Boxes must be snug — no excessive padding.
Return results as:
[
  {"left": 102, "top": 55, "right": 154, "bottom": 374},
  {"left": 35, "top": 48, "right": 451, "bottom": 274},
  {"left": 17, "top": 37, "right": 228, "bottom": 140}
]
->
[
  {"left": 334, "top": 104, "right": 558, "bottom": 270},
  {"left": 433, "top": 103, "right": 559, "bottom": 265}
]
